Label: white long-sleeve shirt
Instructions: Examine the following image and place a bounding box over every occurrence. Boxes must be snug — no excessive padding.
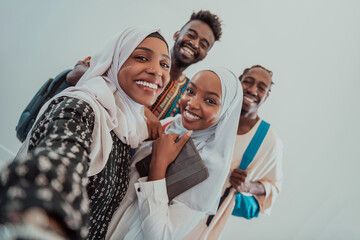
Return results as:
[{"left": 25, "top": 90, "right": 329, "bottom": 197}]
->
[{"left": 106, "top": 161, "right": 205, "bottom": 240}]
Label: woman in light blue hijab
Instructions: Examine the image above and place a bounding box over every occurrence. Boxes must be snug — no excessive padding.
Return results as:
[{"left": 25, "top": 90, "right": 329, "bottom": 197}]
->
[{"left": 107, "top": 67, "right": 243, "bottom": 240}]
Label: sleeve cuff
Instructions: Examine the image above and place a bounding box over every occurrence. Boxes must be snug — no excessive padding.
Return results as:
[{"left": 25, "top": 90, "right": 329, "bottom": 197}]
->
[{"left": 135, "top": 177, "right": 168, "bottom": 203}]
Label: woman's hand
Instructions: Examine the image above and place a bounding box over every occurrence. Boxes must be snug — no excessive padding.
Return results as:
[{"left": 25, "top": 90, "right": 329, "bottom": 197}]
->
[
  {"left": 148, "top": 131, "right": 192, "bottom": 181},
  {"left": 144, "top": 108, "right": 163, "bottom": 140}
]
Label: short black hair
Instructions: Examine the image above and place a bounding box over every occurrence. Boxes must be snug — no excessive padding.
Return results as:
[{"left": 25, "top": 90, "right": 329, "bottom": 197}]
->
[
  {"left": 186, "top": 10, "right": 222, "bottom": 41},
  {"left": 239, "top": 65, "right": 274, "bottom": 89}
]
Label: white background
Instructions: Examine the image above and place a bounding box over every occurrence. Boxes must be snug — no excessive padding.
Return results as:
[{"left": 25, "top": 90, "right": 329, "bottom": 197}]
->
[{"left": 1, "top": 0, "right": 359, "bottom": 239}]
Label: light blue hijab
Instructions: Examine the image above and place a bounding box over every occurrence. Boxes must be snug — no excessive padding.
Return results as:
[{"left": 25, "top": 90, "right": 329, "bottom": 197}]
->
[{"left": 164, "top": 67, "right": 243, "bottom": 214}]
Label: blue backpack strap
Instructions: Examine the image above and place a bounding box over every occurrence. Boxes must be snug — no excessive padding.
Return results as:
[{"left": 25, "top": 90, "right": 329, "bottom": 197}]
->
[
  {"left": 239, "top": 120, "right": 270, "bottom": 170},
  {"left": 232, "top": 120, "right": 270, "bottom": 219}
]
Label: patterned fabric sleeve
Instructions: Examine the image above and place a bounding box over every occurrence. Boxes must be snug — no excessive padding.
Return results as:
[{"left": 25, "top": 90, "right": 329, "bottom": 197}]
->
[{"left": 0, "top": 96, "right": 95, "bottom": 239}]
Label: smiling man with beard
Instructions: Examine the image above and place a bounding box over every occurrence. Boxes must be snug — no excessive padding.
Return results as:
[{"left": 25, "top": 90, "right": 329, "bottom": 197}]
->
[{"left": 146, "top": 10, "right": 222, "bottom": 134}]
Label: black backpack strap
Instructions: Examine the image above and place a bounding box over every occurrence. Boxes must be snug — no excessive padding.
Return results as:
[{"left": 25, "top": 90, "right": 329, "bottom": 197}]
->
[{"left": 15, "top": 69, "right": 72, "bottom": 142}]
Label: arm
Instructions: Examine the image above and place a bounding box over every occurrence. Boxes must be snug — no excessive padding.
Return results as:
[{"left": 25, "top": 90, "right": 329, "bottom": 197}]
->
[
  {"left": 135, "top": 177, "right": 205, "bottom": 240},
  {"left": 134, "top": 132, "right": 199, "bottom": 240},
  {"left": 230, "top": 169, "right": 265, "bottom": 195},
  {"left": 0, "top": 97, "right": 94, "bottom": 239},
  {"left": 144, "top": 107, "right": 163, "bottom": 140},
  {"left": 254, "top": 152, "right": 283, "bottom": 215},
  {"left": 231, "top": 137, "right": 283, "bottom": 215}
]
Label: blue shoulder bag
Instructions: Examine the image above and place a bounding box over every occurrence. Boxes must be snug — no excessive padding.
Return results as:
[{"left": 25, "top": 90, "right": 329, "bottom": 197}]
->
[{"left": 231, "top": 120, "right": 270, "bottom": 219}]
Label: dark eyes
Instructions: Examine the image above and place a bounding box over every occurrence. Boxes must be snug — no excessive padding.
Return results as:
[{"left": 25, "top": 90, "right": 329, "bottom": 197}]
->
[
  {"left": 135, "top": 55, "right": 169, "bottom": 69},
  {"left": 186, "top": 32, "right": 196, "bottom": 39},
  {"left": 242, "top": 80, "right": 267, "bottom": 93},
  {"left": 160, "top": 62, "right": 170, "bottom": 69},
  {"left": 205, "top": 98, "right": 217, "bottom": 105},
  {"left": 135, "top": 56, "right": 148, "bottom": 61},
  {"left": 199, "top": 42, "right": 207, "bottom": 49},
  {"left": 186, "top": 33, "right": 208, "bottom": 49},
  {"left": 186, "top": 88, "right": 194, "bottom": 94},
  {"left": 259, "top": 87, "right": 266, "bottom": 93},
  {"left": 186, "top": 88, "right": 217, "bottom": 105}
]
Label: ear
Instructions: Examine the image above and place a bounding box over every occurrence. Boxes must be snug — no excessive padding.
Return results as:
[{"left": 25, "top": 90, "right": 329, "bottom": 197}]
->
[{"left": 173, "top": 31, "right": 180, "bottom": 41}]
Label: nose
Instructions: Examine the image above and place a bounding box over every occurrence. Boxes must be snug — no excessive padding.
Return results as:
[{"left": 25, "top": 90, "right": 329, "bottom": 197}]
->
[
  {"left": 187, "top": 96, "right": 200, "bottom": 110},
  {"left": 190, "top": 39, "right": 199, "bottom": 50},
  {"left": 146, "top": 63, "right": 162, "bottom": 78},
  {"left": 247, "top": 84, "right": 258, "bottom": 96}
]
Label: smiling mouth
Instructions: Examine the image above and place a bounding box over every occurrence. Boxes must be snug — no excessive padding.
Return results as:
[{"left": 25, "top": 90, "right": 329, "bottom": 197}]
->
[
  {"left": 182, "top": 46, "right": 194, "bottom": 56},
  {"left": 244, "top": 96, "right": 256, "bottom": 103},
  {"left": 184, "top": 110, "right": 200, "bottom": 120},
  {"left": 135, "top": 80, "right": 158, "bottom": 90}
]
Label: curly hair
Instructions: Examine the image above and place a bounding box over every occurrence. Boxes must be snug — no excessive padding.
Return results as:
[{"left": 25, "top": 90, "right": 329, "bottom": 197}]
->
[
  {"left": 184, "top": 10, "right": 223, "bottom": 41},
  {"left": 239, "top": 65, "right": 274, "bottom": 88}
]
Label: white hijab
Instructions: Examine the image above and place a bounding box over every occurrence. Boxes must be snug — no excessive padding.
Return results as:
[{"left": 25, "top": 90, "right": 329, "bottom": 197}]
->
[
  {"left": 16, "top": 27, "right": 167, "bottom": 176},
  {"left": 132, "top": 67, "right": 243, "bottom": 214}
]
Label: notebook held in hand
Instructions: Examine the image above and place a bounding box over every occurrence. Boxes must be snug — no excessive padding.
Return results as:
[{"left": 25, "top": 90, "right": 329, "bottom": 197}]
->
[{"left": 136, "top": 137, "right": 209, "bottom": 201}]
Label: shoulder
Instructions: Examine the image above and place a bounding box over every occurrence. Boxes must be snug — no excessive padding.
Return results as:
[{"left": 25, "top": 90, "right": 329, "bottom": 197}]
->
[
  {"left": 160, "top": 116, "right": 176, "bottom": 126},
  {"left": 45, "top": 96, "right": 95, "bottom": 122},
  {"left": 261, "top": 123, "right": 284, "bottom": 155}
]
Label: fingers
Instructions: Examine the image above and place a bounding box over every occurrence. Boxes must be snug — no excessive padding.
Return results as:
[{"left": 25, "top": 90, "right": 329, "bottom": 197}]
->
[
  {"left": 233, "top": 168, "right": 247, "bottom": 175},
  {"left": 157, "top": 124, "right": 164, "bottom": 137},
  {"left": 146, "top": 123, "right": 163, "bottom": 140},
  {"left": 176, "top": 131, "right": 192, "bottom": 148},
  {"left": 231, "top": 169, "right": 247, "bottom": 179},
  {"left": 230, "top": 169, "right": 247, "bottom": 185},
  {"left": 151, "top": 125, "right": 163, "bottom": 140},
  {"left": 230, "top": 173, "right": 246, "bottom": 181},
  {"left": 230, "top": 179, "right": 247, "bottom": 193}
]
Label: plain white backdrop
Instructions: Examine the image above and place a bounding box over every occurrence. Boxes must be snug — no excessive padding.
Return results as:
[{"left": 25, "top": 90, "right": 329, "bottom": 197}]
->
[{"left": 0, "top": 0, "right": 359, "bottom": 239}]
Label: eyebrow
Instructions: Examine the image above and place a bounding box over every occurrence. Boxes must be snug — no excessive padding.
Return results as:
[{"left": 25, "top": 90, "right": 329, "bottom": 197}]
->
[
  {"left": 188, "top": 29, "right": 210, "bottom": 47},
  {"left": 189, "top": 82, "right": 221, "bottom": 98},
  {"left": 134, "top": 47, "right": 170, "bottom": 60}
]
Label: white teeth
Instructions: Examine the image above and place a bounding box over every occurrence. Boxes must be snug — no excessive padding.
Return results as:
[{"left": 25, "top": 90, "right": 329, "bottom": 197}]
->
[
  {"left": 244, "top": 96, "right": 255, "bottom": 103},
  {"left": 184, "top": 110, "right": 200, "bottom": 120},
  {"left": 183, "top": 47, "right": 194, "bottom": 56},
  {"left": 135, "top": 81, "right": 158, "bottom": 90}
]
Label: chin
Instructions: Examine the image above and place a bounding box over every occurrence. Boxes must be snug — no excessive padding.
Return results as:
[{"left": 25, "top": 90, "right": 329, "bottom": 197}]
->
[{"left": 134, "top": 97, "right": 156, "bottom": 107}]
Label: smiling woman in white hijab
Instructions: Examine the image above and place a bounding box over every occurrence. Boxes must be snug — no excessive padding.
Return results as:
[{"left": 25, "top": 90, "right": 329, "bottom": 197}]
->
[
  {"left": 0, "top": 27, "right": 171, "bottom": 239},
  {"left": 106, "top": 67, "right": 243, "bottom": 240}
]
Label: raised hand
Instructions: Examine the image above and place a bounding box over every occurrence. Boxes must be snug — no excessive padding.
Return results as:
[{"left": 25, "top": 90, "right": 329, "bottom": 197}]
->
[
  {"left": 148, "top": 131, "right": 192, "bottom": 181},
  {"left": 144, "top": 107, "right": 163, "bottom": 140}
]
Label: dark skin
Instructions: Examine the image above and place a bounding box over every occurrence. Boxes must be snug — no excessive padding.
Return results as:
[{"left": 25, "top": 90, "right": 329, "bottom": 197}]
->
[
  {"left": 230, "top": 114, "right": 265, "bottom": 195},
  {"left": 229, "top": 67, "right": 273, "bottom": 196},
  {"left": 144, "top": 20, "right": 216, "bottom": 140},
  {"left": 148, "top": 132, "right": 192, "bottom": 181}
]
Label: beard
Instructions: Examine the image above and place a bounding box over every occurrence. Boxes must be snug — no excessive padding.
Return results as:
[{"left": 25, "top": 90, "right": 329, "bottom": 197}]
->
[{"left": 172, "top": 40, "right": 200, "bottom": 69}]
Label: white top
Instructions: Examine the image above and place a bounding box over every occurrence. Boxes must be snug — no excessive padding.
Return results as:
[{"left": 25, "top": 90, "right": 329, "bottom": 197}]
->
[
  {"left": 233, "top": 120, "right": 283, "bottom": 214},
  {"left": 182, "top": 119, "right": 283, "bottom": 240},
  {"left": 106, "top": 160, "right": 205, "bottom": 240},
  {"left": 106, "top": 67, "right": 244, "bottom": 239}
]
